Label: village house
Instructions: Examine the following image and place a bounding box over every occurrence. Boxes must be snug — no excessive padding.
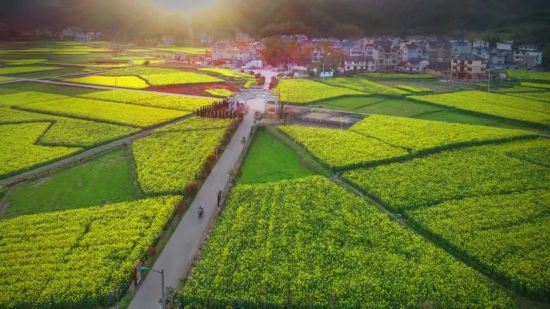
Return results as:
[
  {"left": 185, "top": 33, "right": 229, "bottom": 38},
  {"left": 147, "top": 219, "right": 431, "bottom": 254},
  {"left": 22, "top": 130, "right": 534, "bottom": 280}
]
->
[
  {"left": 375, "top": 40, "right": 399, "bottom": 72},
  {"left": 344, "top": 55, "right": 376, "bottom": 73},
  {"left": 451, "top": 40, "right": 472, "bottom": 56},
  {"left": 398, "top": 58, "right": 429, "bottom": 73},
  {"left": 450, "top": 54, "right": 486, "bottom": 80},
  {"left": 399, "top": 42, "right": 426, "bottom": 62},
  {"left": 427, "top": 39, "right": 452, "bottom": 63},
  {"left": 211, "top": 41, "right": 260, "bottom": 67},
  {"left": 513, "top": 45, "right": 542, "bottom": 68}
]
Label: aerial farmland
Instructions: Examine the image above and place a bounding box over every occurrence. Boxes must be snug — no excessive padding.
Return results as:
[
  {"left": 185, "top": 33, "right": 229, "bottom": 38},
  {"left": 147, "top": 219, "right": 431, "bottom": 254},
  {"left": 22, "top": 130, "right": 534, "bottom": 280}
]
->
[{"left": 1, "top": 1, "right": 550, "bottom": 308}]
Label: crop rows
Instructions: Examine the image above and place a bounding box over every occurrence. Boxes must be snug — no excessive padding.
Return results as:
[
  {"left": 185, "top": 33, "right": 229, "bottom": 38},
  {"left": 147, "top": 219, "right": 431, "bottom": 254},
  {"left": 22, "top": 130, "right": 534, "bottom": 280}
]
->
[
  {"left": 0, "top": 122, "right": 81, "bottom": 177},
  {"left": 507, "top": 70, "right": 550, "bottom": 82},
  {"left": 410, "top": 91, "right": 550, "bottom": 126},
  {"left": 279, "top": 125, "right": 407, "bottom": 168},
  {"left": 395, "top": 85, "right": 433, "bottom": 93},
  {"left": 132, "top": 117, "right": 234, "bottom": 194},
  {"left": 408, "top": 190, "right": 550, "bottom": 300},
  {"left": 205, "top": 88, "right": 233, "bottom": 97},
  {"left": 104, "top": 67, "right": 223, "bottom": 86},
  {"left": 322, "top": 77, "right": 409, "bottom": 95},
  {"left": 279, "top": 116, "right": 534, "bottom": 169},
  {"left": 0, "top": 65, "right": 63, "bottom": 75},
  {"left": 180, "top": 176, "right": 513, "bottom": 307},
  {"left": 275, "top": 79, "right": 366, "bottom": 103},
  {"left": 0, "top": 196, "right": 180, "bottom": 308},
  {"left": 343, "top": 138, "right": 550, "bottom": 211},
  {"left": 79, "top": 90, "right": 217, "bottom": 111},
  {"left": 349, "top": 115, "right": 535, "bottom": 151},
  {"left": 19, "top": 97, "right": 190, "bottom": 127},
  {"left": 62, "top": 76, "right": 150, "bottom": 89},
  {"left": 0, "top": 107, "right": 137, "bottom": 148}
]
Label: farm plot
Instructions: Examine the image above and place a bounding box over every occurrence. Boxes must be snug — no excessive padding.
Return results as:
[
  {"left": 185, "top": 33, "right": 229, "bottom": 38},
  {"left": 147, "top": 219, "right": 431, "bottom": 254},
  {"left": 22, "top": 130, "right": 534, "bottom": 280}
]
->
[
  {"left": 350, "top": 115, "right": 536, "bottom": 151},
  {"left": 361, "top": 72, "right": 436, "bottom": 80},
  {"left": 132, "top": 117, "right": 234, "bottom": 194},
  {"left": 343, "top": 138, "right": 550, "bottom": 211},
  {"left": 0, "top": 90, "right": 68, "bottom": 107},
  {"left": 0, "top": 195, "right": 180, "bottom": 308},
  {"left": 0, "top": 65, "right": 63, "bottom": 75},
  {"left": 103, "top": 67, "right": 224, "bottom": 86},
  {"left": 520, "top": 82, "right": 550, "bottom": 90},
  {"left": 395, "top": 85, "right": 433, "bottom": 94},
  {"left": 79, "top": 90, "right": 217, "bottom": 111},
  {"left": 0, "top": 108, "right": 137, "bottom": 147},
  {"left": 321, "top": 76, "right": 409, "bottom": 95},
  {"left": 506, "top": 91, "right": 550, "bottom": 103},
  {"left": 311, "top": 96, "right": 442, "bottom": 117},
  {"left": 204, "top": 88, "right": 233, "bottom": 97},
  {"left": 279, "top": 125, "right": 407, "bottom": 169},
  {"left": 507, "top": 70, "right": 550, "bottom": 82},
  {"left": 279, "top": 116, "right": 534, "bottom": 169},
  {"left": 275, "top": 79, "right": 367, "bottom": 104},
  {"left": 239, "top": 129, "right": 314, "bottom": 183},
  {"left": 4, "top": 149, "right": 138, "bottom": 215},
  {"left": 0, "top": 122, "right": 81, "bottom": 177},
  {"left": 410, "top": 91, "right": 550, "bottom": 126},
  {"left": 62, "top": 76, "right": 149, "bottom": 89},
  {"left": 180, "top": 176, "right": 512, "bottom": 307},
  {"left": 19, "top": 97, "right": 190, "bottom": 127},
  {"left": 198, "top": 68, "right": 253, "bottom": 80},
  {"left": 408, "top": 190, "right": 550, "bottom": 300}
]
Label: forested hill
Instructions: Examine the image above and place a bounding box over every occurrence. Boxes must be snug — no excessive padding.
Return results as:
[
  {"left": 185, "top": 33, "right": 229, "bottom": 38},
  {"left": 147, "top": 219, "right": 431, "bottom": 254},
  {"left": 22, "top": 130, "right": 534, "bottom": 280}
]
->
[{"left": 1, "top": 0, "right": 549, "bottom": 44}]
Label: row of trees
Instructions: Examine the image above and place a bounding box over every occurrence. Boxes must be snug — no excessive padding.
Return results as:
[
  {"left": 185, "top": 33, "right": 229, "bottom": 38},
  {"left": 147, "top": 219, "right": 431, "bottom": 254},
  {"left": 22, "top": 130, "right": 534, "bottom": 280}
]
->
[{"left": 261, "top": 38, "right": 346, "bottom": 68}]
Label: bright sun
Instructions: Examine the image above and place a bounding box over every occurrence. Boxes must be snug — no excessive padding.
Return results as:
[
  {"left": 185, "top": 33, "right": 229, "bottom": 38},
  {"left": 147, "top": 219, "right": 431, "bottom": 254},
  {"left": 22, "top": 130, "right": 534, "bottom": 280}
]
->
[{"left": 153, "top": 0, "right": 213, "bottom": 12}]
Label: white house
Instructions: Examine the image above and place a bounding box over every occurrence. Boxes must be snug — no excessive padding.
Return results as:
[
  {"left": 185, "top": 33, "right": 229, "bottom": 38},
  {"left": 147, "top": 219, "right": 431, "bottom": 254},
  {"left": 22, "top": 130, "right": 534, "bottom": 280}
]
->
[
  {"left": 513, "top": 45, "right": 542, "bottom": 68},
  {"left": 496, "top": 41, "right": 513, "bottom": 51},
  {"left": 344, "top": 56, "right": 376, "bottom": 72},
  {"left": 399, "top": 58, "right": 429, "bottom": 73},
  {"left": 400, "top": 42, "right": 426, "bottom": 62},
  {"left": 473, "top": 40, "right": 489, "bottom": 49}
]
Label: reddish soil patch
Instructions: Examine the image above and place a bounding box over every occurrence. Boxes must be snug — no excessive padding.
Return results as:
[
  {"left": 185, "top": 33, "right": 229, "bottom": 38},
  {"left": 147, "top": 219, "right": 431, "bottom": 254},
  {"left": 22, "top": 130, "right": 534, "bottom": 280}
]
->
[{"left": 148, "top": 82, "right": 239, "bottom": 96}]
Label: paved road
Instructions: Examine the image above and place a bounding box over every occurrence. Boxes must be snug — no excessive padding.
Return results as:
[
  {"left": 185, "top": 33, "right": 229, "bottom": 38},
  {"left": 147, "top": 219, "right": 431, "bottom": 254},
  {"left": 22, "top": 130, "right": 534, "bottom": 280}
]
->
[
  {"left": 129, "top": 97, "right": 265, "bottom": 309},
  {"left": 0, "top": 114, "right": 193, "bottom": 187}
]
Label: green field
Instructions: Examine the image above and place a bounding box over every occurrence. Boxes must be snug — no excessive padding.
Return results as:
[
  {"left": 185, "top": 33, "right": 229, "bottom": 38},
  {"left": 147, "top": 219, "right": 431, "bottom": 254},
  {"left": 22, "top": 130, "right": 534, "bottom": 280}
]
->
[
  {"left": 279, "top": 116, "right": 534, "bottom": 169},
  {"left": 3, "top": 149, "right": 138, "bottom": 215},
  {"left": 275, "top": 79, "right": 367, "bottom": 103},
  {"left": 507, "top": 70, "right": 550, "bottom": 82},
  {"left": 311, "top": 96, "right": 442, "bottom": 117},
  {"left": 343, "top": 138, "right": 550, "bottom": 299},
  {"left": 180, "top": 176, "right": 512, "bottom": 307},
  {"left": 321, "top": 76, "right": 408, "bottom": 95},
  {"left": 411, "top": 91, "right": 550, "bottom": 126},
  {"left": 239, "top": 129, "right": 313, "bottom": 183}
]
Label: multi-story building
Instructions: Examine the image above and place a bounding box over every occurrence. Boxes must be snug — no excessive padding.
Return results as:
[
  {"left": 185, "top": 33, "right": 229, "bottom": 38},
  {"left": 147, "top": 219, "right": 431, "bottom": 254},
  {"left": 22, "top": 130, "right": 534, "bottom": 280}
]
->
[
  {"left": 427, "top": 39, "right": 452, "bottom": 63},
  {"left": 344, "top": 55, "right": 376, "bottom": 72},
  {"left": 451, "top": 40, "right": 472, "bottom": 56},
  {"left": 513, "top": 45, "right": 542, "bottom": 68},
  {"left": 375, "top": 40, "right": 399, "bottom": 72},
  {"left": 450, "top": 55, "right": 486, "bottom": 80},
  {"left": 399, "top": 42, "right": 426, "bottom": 62}
]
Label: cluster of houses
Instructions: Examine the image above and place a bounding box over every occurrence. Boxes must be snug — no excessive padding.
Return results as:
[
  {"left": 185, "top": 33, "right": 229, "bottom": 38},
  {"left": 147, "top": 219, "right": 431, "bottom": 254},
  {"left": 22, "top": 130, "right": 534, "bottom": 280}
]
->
[
  {"left": 60, "top": 27, "right": 102, "bottom": 42},
  {"left": 210, "top": 34, "right": 544, "bottom": 81}
]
